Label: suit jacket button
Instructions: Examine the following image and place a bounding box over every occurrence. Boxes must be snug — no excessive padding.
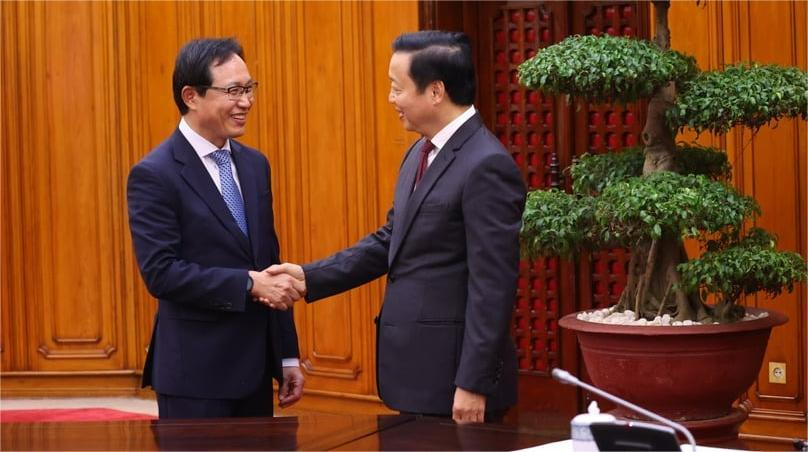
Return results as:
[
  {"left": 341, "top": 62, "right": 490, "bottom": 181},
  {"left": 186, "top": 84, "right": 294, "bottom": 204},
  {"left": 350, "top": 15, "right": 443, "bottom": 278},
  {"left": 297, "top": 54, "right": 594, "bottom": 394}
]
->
[{"left": 388, "top": 275, "right": 395, "bottom": 283}]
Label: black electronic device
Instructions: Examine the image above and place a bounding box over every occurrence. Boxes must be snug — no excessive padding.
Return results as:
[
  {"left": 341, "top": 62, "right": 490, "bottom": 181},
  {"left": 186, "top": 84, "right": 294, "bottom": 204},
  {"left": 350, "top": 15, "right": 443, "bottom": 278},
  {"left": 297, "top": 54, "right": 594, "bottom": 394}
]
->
[{"left": 590, "top": 420, "right": 682, "bottom": 451}]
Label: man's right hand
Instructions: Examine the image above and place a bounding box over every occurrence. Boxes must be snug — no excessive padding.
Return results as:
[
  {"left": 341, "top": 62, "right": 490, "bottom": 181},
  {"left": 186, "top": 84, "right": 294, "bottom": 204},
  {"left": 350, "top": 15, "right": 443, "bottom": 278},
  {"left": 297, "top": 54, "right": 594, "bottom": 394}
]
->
[
  {"left": 249, "top": 269, "right": 305, "bottom": 309},
  {"left": 260, "top": 263, "right": 306, "bottom": 311},
  {"left": 266, "top": 263, "right": 305, "bottom": 282}
]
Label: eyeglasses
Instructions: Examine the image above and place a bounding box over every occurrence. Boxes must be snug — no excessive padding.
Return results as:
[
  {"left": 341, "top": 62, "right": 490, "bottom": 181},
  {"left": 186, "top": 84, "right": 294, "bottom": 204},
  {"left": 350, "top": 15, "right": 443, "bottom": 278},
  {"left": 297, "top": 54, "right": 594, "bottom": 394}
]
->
[{"left": 198, "top": 82, "right": 258, "bottom": 101}]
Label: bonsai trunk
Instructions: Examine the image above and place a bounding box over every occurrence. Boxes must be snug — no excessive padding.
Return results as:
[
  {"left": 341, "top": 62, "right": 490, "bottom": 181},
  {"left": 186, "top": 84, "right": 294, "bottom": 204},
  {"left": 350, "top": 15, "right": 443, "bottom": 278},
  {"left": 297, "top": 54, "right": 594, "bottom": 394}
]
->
[
  {"left": 614, "top": 0, "right": 712, "bottom": 322},
  {"left": 617, "top": 234, "right": 708, "bottom": 321},
  {"left": 642, "top": 0, "right": 677, "bottom": 175}
]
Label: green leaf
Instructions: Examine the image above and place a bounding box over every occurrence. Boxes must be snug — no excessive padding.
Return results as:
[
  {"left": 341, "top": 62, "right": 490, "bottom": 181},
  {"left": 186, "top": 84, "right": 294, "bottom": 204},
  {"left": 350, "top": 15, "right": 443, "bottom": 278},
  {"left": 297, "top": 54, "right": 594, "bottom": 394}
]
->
[
  {"left": 669, "top": 63, "right": 808, "bottom": 134},
  {"left": 518, "top": 34, "right": 698, "bottom": 104}
]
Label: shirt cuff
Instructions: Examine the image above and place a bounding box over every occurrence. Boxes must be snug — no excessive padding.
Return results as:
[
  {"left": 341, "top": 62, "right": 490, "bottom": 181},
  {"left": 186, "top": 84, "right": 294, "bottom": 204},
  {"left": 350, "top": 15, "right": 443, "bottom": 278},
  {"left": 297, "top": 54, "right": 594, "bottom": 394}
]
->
[{"left": 282, "top": 358, "right": 300, "bottom": 368}]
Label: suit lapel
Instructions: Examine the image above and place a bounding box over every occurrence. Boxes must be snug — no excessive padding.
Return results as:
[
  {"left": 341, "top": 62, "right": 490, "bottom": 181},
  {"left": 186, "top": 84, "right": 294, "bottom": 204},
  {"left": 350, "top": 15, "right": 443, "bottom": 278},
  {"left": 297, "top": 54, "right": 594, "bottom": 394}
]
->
[
  {"left": 172, "top": 131, "right": 252, "bottom": 257},
  {"left": 389, "top": 140, "right": 422, "bottom": 263},
  {"left": 388, "top": 149, "right": 455, "bottom": 267},
  {"left": 231, "top": 142, "right": 261, "bottom": 263},
  {"left": 388, "top": 113, "right": 484, "bottom": 267}
]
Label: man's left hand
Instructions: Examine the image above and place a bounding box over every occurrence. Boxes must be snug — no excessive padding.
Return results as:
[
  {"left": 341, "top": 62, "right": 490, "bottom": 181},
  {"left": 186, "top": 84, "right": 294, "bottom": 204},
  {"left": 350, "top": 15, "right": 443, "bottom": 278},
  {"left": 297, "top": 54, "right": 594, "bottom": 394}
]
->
[
  {"left": 452, "top": 387, "right": 486, "bottom": 424},
  {"left": 279, "top": 367, "right": 305, "bottom": 408}
]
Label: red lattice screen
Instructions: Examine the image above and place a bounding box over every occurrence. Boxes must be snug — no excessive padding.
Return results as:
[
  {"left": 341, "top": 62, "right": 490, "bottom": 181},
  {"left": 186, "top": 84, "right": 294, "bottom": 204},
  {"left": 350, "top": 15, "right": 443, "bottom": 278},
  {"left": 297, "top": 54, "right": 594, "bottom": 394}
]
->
[
  {"left": 493, "top": 3, "right": 565, "bottom": 375},
  {"left": 494, "top": 1, "right": 649, "bottom": 375}
]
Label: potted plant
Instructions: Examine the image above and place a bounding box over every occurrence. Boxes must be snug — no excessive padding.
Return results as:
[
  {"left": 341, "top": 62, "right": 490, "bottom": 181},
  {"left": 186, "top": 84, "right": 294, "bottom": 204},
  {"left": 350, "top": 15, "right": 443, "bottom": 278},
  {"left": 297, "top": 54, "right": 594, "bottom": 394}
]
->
[{"left": 517, "top": 0, "right": 807, "bottom": 444}]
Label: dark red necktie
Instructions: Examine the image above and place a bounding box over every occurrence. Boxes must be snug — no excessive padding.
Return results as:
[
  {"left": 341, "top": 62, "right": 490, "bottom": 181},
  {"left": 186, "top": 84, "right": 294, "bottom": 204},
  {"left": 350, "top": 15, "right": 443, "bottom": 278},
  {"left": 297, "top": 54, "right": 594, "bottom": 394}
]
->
[{"left": 414, "top": 140, "right": 435, "bottom": 187}]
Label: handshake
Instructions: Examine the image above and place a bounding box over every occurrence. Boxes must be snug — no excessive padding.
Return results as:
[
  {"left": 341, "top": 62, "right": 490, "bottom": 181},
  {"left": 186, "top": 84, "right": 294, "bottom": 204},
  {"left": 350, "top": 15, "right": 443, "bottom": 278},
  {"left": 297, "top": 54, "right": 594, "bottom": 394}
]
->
[{"left": 248, "top": 263, "right": 306, "bottom": 311}]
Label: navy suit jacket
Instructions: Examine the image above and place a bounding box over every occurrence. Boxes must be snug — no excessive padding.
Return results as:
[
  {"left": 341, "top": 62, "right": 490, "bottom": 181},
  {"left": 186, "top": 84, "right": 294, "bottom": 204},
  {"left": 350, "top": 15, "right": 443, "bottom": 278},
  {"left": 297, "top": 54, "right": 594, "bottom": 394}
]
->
[
  {"left": 127, "top": 129, "right": 299, "bottom": 399},
  {"left": 303, "top": 113, "right": 526, "bottom": 414}
]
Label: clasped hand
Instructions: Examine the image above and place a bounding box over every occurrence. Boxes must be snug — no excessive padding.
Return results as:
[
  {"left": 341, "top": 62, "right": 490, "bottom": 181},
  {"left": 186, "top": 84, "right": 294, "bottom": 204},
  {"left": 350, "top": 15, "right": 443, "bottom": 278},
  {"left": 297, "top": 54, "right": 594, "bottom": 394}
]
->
[{"left": 249, "top": 263, "right": 306, "bottom": 310}]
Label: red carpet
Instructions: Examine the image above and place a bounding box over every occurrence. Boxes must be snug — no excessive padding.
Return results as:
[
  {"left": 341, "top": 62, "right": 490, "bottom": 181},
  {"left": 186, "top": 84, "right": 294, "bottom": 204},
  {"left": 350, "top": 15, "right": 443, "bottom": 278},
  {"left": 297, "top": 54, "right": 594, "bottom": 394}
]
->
[{"left": 0, "top": 408, "right": 156, "bottom": 423}]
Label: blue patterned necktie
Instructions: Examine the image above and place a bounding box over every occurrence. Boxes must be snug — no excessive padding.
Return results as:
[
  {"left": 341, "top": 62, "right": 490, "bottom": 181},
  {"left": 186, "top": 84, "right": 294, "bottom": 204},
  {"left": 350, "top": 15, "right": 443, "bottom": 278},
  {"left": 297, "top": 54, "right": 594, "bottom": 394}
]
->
[{"left": 210, "top": 149, "right": 248, "bottom": 236}]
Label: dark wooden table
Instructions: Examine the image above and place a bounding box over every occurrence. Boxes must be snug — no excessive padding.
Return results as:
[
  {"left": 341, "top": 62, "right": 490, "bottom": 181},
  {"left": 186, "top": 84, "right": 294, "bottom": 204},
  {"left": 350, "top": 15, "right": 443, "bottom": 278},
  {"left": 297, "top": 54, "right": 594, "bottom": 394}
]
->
[{"left": 2, "top": 414, "right": 566, "bottom": 450}]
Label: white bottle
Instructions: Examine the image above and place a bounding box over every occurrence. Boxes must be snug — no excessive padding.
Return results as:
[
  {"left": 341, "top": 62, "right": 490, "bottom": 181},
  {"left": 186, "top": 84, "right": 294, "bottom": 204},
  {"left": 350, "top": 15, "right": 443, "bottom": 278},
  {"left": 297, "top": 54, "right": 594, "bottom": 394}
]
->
[{"left": 571, "top": 401, "right": 616, "bottom": 452}]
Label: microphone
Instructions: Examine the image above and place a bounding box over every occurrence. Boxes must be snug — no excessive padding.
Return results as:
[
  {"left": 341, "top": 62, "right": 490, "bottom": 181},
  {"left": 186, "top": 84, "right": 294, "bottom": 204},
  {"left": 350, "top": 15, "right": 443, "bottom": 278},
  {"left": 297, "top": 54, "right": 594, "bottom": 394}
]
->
[{"left": 552, "top": 368, "right": 697, "bottom": 451}]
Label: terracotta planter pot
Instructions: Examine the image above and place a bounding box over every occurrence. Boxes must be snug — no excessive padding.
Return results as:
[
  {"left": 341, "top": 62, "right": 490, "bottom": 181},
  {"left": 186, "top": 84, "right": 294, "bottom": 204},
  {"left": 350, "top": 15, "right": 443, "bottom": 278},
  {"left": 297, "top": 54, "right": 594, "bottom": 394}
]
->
[{"left": 559, "top": 307, "right": 787, "bottom": 443}]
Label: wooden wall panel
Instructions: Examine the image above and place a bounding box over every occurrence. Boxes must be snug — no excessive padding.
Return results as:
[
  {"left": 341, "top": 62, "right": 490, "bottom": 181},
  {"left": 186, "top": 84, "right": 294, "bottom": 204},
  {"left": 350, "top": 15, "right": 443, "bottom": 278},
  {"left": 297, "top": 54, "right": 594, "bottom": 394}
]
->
[
  {"left": 297, "top": 0, "right": 371, "bottom": 392},
  {"left": 1, "top": 0, "right": 419, "bottom": 410},
  {"left": 667, "top": 1, "right": 807, "bottom": 445},
  {"left": 0, "top": 1, "right": 124, "bottom": 371},
  {"left": 1, "top": 0, "right": 25, "bottom": 373}
]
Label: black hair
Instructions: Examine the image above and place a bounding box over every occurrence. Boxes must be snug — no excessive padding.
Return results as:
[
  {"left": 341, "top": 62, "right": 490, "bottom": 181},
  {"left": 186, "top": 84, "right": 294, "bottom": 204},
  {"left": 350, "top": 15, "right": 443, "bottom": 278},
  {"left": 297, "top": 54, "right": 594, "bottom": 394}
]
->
[
  {"left": 172, "top": 38, "right": 244, "bottom": 115},
  {"left": 392, "top": 30, "right": 475, "bottom": 106}
]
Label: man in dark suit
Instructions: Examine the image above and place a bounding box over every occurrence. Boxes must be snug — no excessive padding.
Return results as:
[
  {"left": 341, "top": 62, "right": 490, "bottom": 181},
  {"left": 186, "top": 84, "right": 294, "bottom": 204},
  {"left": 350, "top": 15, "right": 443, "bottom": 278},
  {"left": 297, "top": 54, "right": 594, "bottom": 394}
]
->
[
  {"left": 127, "top": 38, "right": 305, "bottom": 419},
  {"left": 267, "top": 31, "right": 525, "bottom": 423}
]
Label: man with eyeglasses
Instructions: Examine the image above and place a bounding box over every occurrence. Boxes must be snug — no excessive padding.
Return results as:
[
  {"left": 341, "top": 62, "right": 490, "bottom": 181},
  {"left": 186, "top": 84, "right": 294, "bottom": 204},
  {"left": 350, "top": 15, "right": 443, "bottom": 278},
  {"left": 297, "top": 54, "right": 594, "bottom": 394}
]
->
[{"left": 126, "top": 37, "right": 305, "bottom": 419}]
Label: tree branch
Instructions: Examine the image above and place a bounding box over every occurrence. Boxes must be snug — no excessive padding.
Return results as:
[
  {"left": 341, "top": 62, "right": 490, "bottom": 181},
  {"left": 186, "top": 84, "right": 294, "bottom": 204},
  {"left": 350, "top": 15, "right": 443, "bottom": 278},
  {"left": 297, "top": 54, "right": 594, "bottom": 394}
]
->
[
  {"left": 652, "top": 0, "right": 671, "bottom": 50},
  {"left": 634, "top": 238, "right": 660, "bottom": 319}
]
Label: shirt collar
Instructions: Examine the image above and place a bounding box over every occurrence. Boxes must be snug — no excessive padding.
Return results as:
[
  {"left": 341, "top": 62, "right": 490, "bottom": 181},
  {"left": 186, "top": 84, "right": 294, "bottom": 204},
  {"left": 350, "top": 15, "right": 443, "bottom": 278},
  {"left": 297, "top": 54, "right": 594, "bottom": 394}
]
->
[
  {"left": 178, "top": 117, "right": 232, "bottom": 159},
  {"left": 429, "top": 105, "right": 476, "bottom": 150}
]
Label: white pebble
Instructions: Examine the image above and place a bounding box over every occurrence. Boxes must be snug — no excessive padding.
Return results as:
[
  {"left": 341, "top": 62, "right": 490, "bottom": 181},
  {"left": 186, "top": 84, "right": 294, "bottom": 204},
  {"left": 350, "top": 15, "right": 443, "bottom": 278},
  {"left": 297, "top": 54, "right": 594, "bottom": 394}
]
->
[{"left": 577, "top": 308, "right": 767, "bottom": 327}]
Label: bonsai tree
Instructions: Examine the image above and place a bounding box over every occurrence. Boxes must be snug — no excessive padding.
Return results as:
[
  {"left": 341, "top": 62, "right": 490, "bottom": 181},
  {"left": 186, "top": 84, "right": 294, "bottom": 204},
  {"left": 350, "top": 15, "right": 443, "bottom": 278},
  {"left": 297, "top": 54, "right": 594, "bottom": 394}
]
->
[{"left": 517, "top": 0, "right": 807, "bottom": 323}]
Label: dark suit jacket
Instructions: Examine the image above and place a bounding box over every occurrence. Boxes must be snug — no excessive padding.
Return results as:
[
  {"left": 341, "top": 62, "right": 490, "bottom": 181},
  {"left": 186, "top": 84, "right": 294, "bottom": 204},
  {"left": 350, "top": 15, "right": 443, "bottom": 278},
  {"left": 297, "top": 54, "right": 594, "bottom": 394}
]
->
[
  {"left": 303, "top": 113, "right": 526, "bottom": 414},
  {"left": 127, "top": 129, "right": 299, "bottom": 399}
]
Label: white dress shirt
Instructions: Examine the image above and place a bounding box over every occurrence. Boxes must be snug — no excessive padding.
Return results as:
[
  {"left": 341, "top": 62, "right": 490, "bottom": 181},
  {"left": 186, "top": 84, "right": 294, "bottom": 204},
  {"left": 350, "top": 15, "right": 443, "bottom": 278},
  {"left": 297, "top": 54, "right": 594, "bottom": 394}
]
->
[
  {"left": 425, "top": 105, "right": 477, "bottom": 167},
  {"left": 178, "top": 118, "right": 243, "bottom": 195}
]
